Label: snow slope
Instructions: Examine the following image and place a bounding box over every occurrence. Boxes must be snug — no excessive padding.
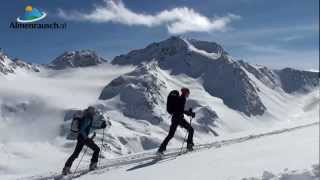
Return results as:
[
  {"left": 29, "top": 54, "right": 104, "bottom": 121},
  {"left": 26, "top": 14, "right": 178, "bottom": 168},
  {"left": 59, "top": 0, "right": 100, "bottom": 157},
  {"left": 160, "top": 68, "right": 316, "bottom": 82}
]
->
[
  {"left": 71, "top": 123, "right": 320, "bottom": 180},
  {"left": 23, "top": 122, "right": 318, "bottom": 180}
]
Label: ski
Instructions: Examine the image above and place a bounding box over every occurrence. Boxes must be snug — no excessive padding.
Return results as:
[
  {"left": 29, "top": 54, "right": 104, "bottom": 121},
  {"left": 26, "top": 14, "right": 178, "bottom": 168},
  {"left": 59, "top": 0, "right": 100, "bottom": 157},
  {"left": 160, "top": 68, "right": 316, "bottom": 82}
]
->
[{"left": 53, "top": 168, "right": 92, "bottom": 180}]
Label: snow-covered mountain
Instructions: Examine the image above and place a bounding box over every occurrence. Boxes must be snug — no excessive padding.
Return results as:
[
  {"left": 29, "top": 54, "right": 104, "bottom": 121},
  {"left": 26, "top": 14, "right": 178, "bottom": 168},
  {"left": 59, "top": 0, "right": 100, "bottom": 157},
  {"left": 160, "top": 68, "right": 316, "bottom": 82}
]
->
[
  {"left": 112, "top": 36, "right": 318, "bottom": 116},
  {"left": 99, "top": 62, "right": 166, "bottom": 125},
  {"left": 112, "top": 37, "right": 265, "bottom": 116},
  {"left": 96, "top": 36, "right": 318, "bottom": 163},
  {"left": 0, "top": 52, "right": 40, "bottom": 75},
  {"left": 0, "top": 37, "right": 318, "bottom": 179},
  {"left": 48, "top": 49, "right": 107, "bottom": 70},
  {"left": 275, "top": 67, "right": 319, "bottom": 93}
]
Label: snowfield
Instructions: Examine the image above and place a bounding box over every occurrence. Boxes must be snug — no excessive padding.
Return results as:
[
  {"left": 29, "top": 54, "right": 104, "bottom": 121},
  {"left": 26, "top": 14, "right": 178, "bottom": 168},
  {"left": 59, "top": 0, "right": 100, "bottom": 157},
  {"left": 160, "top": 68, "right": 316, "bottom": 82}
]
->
[
  {"left": 0, "top": 37, "right": 318, "bottom": 180},
  {"left": 76, "top": 123, "right": 320, "bottom": 180},
  {"left": 22, "top": 122, "right": 319, "bottom": 180}
]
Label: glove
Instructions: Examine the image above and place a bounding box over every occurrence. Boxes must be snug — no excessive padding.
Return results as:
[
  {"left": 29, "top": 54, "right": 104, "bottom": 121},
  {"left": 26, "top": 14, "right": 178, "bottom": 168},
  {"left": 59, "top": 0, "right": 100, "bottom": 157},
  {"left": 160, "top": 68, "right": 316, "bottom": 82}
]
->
[
  {"left": 90, "top": 132, "right": 96, "bottom": 139},
  {"left": 190, "top": 111, "right": 195, "bottom": 118},
  {"left": 189, "top": 108, "right": 195, "bottom": 118},
  {"left": 101, "top": 121, "right": 107, "bottom": 129},
  {"left": 187, "top": 108, "right": 195, "bottom": 118}
]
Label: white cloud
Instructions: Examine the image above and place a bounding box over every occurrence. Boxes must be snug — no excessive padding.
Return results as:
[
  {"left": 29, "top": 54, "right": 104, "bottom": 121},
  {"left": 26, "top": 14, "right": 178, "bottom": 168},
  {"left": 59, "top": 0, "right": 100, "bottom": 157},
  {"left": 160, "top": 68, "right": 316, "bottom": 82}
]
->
[
  {"left": 307, "top": 69, "right": 319, "bottom": 72},
  {"left": 57, "top": 0, "right": 240, "bottom": 34},
  {"left": 280, "top": 35, "right": 304, "bottom": 42}
]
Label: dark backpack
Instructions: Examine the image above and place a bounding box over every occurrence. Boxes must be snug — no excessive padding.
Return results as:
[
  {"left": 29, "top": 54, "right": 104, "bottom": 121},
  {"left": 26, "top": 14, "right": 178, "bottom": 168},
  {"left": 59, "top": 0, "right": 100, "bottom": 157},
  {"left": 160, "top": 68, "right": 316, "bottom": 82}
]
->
[
  {"left": 67, "top": 111, "right": 83, "bottom": 140},
  {"left": 166, "top": 90, "right": 180, "bottom": 114},
  {"left": 70, "top": 111, "right": 83, "bottom": 133}
]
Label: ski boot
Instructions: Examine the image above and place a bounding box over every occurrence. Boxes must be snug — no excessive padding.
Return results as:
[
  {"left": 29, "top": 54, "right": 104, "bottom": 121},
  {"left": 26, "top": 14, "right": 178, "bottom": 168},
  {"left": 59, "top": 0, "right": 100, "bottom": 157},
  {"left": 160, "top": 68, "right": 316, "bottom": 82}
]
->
[
  {"left": 89, "top": 162, "right": 98, "bottom": 171},
  {"left": 62, "top": 166, "right": 71, "bottom": 176},
  {"left": 156, "top": 149, "right": 165, "bottom": 159},
  {"left": 187, "top": 143, "right": 194, "bottom": 151},
  {"left": 157, "top": 150, "right": 164, "bottom": 155}
]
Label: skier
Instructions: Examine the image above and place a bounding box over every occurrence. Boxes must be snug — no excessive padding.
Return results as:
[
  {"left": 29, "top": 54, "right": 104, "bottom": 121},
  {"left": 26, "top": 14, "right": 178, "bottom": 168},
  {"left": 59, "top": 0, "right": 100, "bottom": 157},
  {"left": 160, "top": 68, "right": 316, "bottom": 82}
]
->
[
  {"left": 157, "top": 87, "right": 195, "bottom": 155},
  {"left": 62, "top": 106, "right": 106, "bottom": 175}
]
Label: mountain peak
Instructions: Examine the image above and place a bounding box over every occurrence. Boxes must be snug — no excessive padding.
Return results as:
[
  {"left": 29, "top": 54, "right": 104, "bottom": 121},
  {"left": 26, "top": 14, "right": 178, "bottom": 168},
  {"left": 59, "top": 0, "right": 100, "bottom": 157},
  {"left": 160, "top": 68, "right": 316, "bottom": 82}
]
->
[
  {"left": 112, "top": 36, "right": 228, "bottom": 66},
  {"left": 187, "top": 38, "right": 228, "bottom": 55},
  {"left": 145, "top": 36, "right": 190, "bottom": 54},
  {"left": 162, "top": 36, "right": 188, "bottom": 47},
  {"left": 0, "top": 52, "right": 40, "bottom": 75},
  {"left": 49, "top": 49, "right": 107, "bottom": 70},
  {"left": 275, "top": 67, "right": 319, "bottom": 93},
  {"left": 162, "top": 36, "right": 227, "bottom": 55}
]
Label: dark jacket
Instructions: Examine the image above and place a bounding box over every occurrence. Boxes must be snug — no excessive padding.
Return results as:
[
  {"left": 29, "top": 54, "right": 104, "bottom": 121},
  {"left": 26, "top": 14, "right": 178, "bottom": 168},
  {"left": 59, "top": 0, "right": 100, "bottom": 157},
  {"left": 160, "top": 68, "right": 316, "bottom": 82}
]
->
[{"left": 172, "top": 95, "right": 190, "bottom": 117}]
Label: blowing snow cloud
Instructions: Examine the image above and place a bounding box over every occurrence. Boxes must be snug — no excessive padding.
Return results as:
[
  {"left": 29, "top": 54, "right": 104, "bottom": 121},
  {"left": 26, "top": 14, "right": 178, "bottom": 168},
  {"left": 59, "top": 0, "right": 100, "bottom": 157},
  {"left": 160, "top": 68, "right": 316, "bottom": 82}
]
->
[{"left": 58, "top": 0, "right": 241, "bottom": 34}]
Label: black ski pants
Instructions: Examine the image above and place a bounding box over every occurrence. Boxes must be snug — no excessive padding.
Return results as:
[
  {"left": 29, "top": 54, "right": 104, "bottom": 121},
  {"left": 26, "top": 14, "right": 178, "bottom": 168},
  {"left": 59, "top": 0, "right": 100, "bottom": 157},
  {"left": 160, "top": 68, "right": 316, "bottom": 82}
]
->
[
  {"left": 64, "top": 136, "right": 100, "bottom": 168},
  {"left": 159, "top": 115, "right": 194, "bottom": 152}
]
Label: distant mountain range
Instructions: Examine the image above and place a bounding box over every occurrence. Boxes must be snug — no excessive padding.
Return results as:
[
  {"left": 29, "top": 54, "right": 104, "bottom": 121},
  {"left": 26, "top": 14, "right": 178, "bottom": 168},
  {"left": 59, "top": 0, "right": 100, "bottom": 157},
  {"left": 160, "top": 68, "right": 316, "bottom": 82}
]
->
[{"left": 1, "top": 36, "right": 318, "bottom": 118}]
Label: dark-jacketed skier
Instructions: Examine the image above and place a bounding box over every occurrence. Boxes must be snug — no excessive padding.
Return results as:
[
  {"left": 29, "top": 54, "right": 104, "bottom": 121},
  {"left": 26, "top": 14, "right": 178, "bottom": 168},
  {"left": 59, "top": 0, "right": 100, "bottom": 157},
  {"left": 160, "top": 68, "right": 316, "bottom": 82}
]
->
[
  {"left": 62, "top": 106, "right": 106, "bottom": 175},
  {"left": 158, "top": 87, "right": 195, "bottom": 155}
]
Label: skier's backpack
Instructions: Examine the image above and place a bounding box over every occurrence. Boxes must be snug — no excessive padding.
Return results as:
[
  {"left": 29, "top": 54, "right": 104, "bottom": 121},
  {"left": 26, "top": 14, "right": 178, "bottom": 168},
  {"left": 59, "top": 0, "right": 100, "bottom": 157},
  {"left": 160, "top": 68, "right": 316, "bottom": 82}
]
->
[
  {"left": 166, "top": 90, "right": 180, "bottom": 114},
  {"left": 67, "top": 110, "right": 83, "bottom": 140}
]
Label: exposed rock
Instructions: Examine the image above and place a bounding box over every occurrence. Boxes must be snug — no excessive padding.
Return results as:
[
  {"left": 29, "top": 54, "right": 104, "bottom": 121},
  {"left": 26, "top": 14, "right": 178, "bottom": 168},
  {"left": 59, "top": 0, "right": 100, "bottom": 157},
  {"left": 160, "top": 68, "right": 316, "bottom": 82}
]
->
[{"left": 276, "top": 68, "right": 319, "bottom": 93}]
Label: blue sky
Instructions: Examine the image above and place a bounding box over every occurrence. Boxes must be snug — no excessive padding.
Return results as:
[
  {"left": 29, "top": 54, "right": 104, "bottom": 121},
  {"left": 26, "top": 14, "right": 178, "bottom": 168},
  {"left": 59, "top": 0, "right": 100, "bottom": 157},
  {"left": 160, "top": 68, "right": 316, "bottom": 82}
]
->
[{"left": 0, "top": 0, "right": 318, "bottom": 70}]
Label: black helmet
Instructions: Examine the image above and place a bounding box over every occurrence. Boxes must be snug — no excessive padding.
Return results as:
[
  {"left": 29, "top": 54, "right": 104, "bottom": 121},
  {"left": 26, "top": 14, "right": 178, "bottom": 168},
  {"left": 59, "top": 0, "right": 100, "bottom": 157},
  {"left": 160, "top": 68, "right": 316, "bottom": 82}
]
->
[
  {"left": 87, "top": 106, "right": 96, "bottom": 115},
  {"left": 87, "top": 106, "right": 95, "bottom": 111}
]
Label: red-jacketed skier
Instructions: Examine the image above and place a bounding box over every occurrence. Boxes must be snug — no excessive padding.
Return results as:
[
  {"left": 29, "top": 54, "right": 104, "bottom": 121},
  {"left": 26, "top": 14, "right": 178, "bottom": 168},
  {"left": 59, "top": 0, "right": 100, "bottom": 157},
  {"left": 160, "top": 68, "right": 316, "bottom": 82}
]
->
[{"left": 157, "top": 87, "right": 195, "bottom": 155}]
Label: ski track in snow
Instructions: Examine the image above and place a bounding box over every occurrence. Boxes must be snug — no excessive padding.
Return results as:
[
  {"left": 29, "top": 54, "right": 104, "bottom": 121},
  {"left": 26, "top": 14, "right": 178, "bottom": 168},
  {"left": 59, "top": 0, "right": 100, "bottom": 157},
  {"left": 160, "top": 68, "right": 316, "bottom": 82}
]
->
[{"left": 21, "top": 122, "right": 319, "bottom": 180}]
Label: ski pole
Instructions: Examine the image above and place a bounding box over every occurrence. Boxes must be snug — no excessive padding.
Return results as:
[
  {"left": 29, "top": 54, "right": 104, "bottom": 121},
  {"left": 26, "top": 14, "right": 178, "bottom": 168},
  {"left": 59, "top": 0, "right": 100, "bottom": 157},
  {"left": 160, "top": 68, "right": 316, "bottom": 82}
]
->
[
  {"left": 73, "top": 146, "right": 88, "bottom": 177},
  {"left": 179, "top": 131, "right": 188, "bottom": 155},
  {"left": 99, "top": 128, "right": 105, "bottom": 167},
  {"left": 102, "top": 128, "right": 105, "bottom": 150},
  {"left": 179, "top": 117, "right": 193, "bottom": 155}
]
